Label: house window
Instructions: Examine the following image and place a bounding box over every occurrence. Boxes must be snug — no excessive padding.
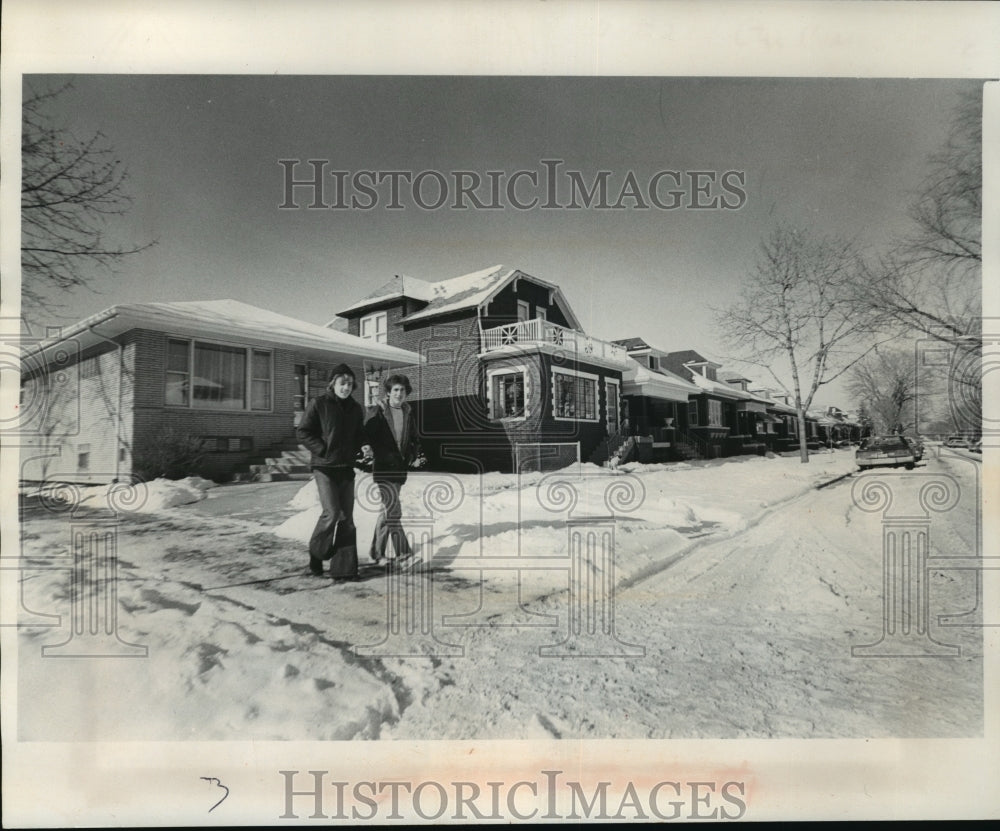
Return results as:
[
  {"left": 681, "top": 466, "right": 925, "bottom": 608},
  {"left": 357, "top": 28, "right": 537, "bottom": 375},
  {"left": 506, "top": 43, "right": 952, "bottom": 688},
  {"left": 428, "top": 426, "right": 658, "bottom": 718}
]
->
[
  {"left": 194, "top": 343, "right": 246, "bottom": 410},
  {"left": 165, "top": 338, "right": 191, "bottom": 405},
  {"left": 536, "top": 308, "right": 547, "bottom": 322},
  {"left": 365, "top": 379, "right": 381, "bottom": 408},
  {"left": 488, "top": 368, "right": 528, "bottom": 420},
  {"left": 605, "top": 379, "right": 621, "bottom": 433},
  {"left": 553, "top": 369, "right": 598, "bottom": 421},
  {"left": 165, "top": 339, "right": 272, "bottom": 411},
  {"left": 251, "top": 350, "right": 272, "bottom": 410},
  {"left": 360, "top": 311, "right": 388, "bottom": 343},
  {"left": 647, "top": 356, "right": 656, "bottom": 370},
  {"left": 293, "top": 364, "right": 307, "bottom": 413},
  {"left": 200, "top": 436, "right": 253, "bottom": 453},
  {"left": 708, "top": 400, "right": 723, "bottom": 427},
  {"left": 77, "top": 443, "right": 91, "bottom": 471},
  {"left": 516, "top": 300, "right": 530, "bottom": 322},
  {"left": 688, "top": 400, "right": 699, "bottom": 427}
]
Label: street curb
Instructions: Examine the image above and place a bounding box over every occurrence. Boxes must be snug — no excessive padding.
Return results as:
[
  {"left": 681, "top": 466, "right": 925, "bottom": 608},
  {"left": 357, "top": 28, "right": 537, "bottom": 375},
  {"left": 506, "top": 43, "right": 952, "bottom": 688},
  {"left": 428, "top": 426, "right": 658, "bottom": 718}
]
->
[{"left": 814, "top": 471, "right": 855, "bottom": 490}]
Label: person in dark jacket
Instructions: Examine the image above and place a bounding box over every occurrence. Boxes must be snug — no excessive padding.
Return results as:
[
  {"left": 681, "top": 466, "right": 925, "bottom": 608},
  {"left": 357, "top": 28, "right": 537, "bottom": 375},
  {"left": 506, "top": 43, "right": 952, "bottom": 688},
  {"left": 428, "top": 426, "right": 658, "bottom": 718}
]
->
[
  {"left": 364, "top": 373, "right": 425, "bottom": 564},
  {"left": 296, "top": 363, "right": 371, "bottom": 581}
]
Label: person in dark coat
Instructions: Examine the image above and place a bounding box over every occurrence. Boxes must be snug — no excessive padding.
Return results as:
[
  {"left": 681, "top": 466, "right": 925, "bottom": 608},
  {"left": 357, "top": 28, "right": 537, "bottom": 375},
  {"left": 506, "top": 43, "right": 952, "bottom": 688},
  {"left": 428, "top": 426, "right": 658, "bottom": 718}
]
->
[
  {"left": 295, "top": 363, "right": 371, "bottom": 581},
  {"left": 364, "top": 373, "right": 425, "bottom": 564}
]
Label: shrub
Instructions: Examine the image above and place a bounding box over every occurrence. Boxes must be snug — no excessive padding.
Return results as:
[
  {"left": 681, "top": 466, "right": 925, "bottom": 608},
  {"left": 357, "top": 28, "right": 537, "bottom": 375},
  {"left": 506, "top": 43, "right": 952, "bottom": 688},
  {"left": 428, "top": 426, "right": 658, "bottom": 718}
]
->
[{"left": 132, "top": 428, "right": 206, "bottom": 481}]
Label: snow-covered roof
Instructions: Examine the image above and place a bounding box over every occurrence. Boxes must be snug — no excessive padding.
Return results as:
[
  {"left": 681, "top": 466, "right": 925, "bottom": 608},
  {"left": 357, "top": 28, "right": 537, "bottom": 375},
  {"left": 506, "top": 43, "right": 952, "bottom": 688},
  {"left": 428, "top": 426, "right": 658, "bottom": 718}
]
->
[
  {"left": 333, "top": 274, "right": 434, "bottom": 318},
  {"left": 23, "top": 299, "right": 424, "bottom": 368},
  {"left": 688, "top": 372, "right": 751, "bottom": 400},
  {"left": 399, "top": 264, "right": 519, "bottom": 323},
  {"left": 613, "top": 336, "right": 652, "bottom": 352},
  {"left": 364, "top": 264, "right": 584, "bottom": 330},
  {"left": 621, "top": 358, "right": 702, "bottom": 402}
]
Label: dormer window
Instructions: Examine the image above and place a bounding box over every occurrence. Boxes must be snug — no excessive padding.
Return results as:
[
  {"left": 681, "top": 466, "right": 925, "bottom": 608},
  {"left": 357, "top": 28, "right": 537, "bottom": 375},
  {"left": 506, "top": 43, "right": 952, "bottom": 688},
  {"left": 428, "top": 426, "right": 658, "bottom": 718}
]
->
[{"left": 360, "top": 311, "right": 388, "bottom": 343}]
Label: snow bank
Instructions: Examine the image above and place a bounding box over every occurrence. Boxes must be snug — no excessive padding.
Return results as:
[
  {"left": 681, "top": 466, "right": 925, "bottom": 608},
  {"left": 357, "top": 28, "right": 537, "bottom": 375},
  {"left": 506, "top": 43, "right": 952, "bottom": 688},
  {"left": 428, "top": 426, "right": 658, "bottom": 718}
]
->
[
  {"left": 269, "top": 452, "right": 858, "bottom": 583},
  {"left": 96, "top": 476, "right": 217, "bottom": 512}
]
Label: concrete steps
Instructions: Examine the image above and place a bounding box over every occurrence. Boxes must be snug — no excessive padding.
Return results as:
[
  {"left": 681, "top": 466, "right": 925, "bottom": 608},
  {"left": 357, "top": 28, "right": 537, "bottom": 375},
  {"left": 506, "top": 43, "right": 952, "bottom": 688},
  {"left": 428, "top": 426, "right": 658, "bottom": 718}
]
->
[{"left": 232, "top": 443, "right": 313, "bottom": 483}]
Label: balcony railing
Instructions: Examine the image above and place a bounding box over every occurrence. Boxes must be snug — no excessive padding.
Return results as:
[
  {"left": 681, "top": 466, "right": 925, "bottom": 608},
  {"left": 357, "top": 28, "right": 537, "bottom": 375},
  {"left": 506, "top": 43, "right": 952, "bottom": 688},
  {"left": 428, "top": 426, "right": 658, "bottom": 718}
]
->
[{"left": 480, "top": 319, "right": 628, "bottom": 365}]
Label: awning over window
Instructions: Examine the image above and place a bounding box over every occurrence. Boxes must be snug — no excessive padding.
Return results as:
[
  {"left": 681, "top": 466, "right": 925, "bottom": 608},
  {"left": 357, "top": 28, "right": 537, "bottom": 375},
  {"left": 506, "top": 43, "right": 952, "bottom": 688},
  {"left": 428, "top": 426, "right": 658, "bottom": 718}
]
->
[
  {"left": 762, "top": 414, "right": 783, "bottom": 424},
  {"left": 736, "top": 401, "right": 767, "bottom": 413}
]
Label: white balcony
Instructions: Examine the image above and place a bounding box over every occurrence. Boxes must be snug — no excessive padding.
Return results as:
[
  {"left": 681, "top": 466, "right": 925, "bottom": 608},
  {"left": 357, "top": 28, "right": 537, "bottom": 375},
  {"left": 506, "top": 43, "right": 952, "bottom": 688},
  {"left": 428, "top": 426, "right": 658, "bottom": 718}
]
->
[{"left": 479, "top": 319, "right": 629, "bottom": 368}]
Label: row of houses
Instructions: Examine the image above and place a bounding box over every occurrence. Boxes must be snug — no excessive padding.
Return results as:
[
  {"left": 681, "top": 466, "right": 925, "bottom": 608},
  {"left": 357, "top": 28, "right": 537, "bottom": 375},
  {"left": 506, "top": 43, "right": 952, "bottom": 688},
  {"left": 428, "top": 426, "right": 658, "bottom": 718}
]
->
[{"left": 18, "top": 265, "right": 866, "bottom": 483}]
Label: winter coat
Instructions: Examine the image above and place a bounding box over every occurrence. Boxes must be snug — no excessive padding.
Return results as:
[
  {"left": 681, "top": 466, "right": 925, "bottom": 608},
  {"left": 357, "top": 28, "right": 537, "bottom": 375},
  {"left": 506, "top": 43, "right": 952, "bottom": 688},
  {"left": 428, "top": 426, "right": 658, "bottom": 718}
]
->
[
  {"left": 364, "top": 399, "right": 422, "bottom": 481},
  {"left": 296, "top": 391, "right": 366, "bottom": 468}
]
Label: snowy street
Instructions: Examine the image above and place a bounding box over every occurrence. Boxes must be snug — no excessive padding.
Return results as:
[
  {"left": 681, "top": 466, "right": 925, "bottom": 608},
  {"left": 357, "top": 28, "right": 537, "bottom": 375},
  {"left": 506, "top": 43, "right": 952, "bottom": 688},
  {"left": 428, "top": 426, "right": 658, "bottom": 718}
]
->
[{"left": 16, "top": 447, "right": 982, "bottom": 741}]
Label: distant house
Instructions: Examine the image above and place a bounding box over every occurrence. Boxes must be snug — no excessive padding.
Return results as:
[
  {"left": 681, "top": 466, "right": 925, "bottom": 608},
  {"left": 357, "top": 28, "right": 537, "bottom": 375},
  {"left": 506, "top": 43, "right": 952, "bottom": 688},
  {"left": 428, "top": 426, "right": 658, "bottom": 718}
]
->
[
  {"left": 334, "top": 265, "right": 633, "bottom": 472},
  {"left": 747, "top": 386, "right": 800, "bottom": 451},
  {"left": 612, "top": 337, "right": 702, "bottom": 462},
  {"left": 19, "top": 299, "right": 422, "bottom": 483},
  {"left": 656, "top": 350, "right": 774, "bottom": 458}
]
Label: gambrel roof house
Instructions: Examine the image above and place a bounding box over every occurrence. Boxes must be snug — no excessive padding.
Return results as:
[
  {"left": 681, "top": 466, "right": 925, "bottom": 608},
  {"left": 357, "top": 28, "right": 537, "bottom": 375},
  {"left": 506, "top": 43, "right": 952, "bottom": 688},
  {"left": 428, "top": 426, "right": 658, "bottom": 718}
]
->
[{"left": 19, "top": 299, "right": 423, "bottom": 483}]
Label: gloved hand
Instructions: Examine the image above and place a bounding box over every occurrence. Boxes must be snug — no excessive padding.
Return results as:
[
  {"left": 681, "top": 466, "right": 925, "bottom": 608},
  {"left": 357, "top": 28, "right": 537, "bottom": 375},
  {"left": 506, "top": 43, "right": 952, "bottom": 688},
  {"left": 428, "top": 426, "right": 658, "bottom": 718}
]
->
[
  {"left": 410, "top": 452, "right": 427, "bottom": 469},
  {"left": 354, "top": 447, "right": 374, "bottom": 472}
]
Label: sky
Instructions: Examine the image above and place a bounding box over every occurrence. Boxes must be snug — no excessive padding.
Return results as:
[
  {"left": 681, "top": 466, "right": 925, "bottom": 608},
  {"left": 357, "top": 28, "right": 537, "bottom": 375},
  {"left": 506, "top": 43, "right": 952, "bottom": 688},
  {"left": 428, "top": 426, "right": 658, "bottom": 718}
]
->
[{"left": 23, "top": 74, "right": 982, "bottom": 409}]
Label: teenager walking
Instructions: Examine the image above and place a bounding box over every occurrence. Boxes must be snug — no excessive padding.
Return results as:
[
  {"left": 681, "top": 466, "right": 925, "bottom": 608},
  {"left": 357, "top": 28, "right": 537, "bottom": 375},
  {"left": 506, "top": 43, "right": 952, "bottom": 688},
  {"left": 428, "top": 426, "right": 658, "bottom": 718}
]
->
[
  {"left": 364, "top": 373, "right": 425, "bottom": 564},
  {"left": 296, "top": 364, "right": 371, "bottom": 581}
]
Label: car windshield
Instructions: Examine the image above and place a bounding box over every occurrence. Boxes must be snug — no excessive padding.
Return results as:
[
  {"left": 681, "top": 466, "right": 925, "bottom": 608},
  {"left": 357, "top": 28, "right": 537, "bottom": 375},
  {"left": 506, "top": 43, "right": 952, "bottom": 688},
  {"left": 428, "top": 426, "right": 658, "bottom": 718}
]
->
[{"left": 868, "top": 437, "right": 907, "bottom": 450}]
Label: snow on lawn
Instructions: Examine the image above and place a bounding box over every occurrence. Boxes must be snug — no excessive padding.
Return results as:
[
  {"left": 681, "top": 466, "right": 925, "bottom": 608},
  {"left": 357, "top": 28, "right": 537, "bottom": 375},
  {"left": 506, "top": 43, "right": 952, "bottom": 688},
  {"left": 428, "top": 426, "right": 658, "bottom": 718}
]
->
[
  {"left": 17, "top": 450, "right": 873, "bottom": 742},
  {"left": 29, "top": 475, "right": 220, "bottom": 513},
  {"left": 273, "top": 451, "right": 858, "bottom": 590}
]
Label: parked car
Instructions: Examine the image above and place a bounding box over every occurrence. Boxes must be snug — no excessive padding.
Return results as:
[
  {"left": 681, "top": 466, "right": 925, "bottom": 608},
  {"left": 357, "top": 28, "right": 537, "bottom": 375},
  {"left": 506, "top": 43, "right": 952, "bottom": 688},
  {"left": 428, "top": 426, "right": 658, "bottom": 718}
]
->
[
  {"left": 905, "top": 435, "right": 925, "bottom": 460},
  {"left": 856, "top": 435, "right": 917, "bottom": 471},
  {"left": 944, "top": 434, "right": 970, "bottom": 448}
]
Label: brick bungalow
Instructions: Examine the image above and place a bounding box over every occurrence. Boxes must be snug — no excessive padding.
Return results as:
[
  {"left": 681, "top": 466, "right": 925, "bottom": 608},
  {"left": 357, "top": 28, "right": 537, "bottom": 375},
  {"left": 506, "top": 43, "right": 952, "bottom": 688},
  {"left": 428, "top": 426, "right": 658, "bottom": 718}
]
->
[
  {"left": 18, "top": 299, "right": 422, "bottom": 483},
  {"left": 612, "top": 337, "right": 703, "bottom": 462},
  {"left": 334, "top": 265, "right": 632, "bottom": 472},
  {"left": 657, "top": 350, "right": 775, "bottom": 458}
]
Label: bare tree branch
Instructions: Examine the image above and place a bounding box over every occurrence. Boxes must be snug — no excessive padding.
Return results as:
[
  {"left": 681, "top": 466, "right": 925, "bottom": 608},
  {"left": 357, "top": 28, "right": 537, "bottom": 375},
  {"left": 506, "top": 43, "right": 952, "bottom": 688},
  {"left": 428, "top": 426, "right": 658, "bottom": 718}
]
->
[{"left": 21, "top": 80, "right": 156, "bottom": 324}]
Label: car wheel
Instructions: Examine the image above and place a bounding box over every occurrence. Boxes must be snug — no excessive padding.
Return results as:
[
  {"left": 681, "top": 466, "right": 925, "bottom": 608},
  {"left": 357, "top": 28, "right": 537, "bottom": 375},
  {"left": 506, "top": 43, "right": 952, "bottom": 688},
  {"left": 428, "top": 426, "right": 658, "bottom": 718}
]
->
[{"left": 905, "top": 463, "right": 915, "bottom": 470}]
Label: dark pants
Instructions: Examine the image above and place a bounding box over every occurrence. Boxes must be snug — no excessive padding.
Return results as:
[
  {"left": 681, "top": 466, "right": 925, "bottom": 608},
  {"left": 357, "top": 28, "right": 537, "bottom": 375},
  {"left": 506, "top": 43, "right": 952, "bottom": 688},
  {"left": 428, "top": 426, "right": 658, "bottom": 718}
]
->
[
  {"left": 309, "top": 467, "right": 358, "bottom": 577},
  {"left": 370, "top": 475, "right": 411, "bottom": 560}
]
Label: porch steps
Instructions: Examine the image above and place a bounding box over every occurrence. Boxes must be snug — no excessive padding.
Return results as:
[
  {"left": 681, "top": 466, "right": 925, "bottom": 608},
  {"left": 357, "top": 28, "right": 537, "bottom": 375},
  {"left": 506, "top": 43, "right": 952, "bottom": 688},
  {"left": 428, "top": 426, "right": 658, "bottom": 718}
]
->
[{"left": 232, "top": 443, "right": 313, "bottom": 483}]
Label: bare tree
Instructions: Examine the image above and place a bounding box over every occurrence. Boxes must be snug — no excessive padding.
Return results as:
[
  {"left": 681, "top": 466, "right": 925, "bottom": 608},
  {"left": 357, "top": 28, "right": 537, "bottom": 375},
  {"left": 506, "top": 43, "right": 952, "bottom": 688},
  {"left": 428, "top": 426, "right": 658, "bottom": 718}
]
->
[
  {"left": 853, "top": 89, "right": 981, "bottom": 350},
  {"left": 846, "top": 346, "right": 918, "bottom": 435},
  {"left": 21, "top": 81, "right": 154, "bottom": 324},
  {"left": 717, "top": 225, "right": 888, "bottom": 463}
]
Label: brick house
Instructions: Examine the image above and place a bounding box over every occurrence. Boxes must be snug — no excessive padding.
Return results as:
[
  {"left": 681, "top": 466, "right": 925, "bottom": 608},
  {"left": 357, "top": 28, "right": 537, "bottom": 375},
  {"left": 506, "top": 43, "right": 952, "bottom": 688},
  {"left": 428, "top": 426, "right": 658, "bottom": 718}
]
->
[
  {"left": 657, "top": 350, "right": 775, "bottom": 458},
  {"left": 612, "top": 337, "right": 702, "bottom": 462},
  {"left": 18, "top": 299, "right": 422, "bottom": 483},
  {"left": 334, "top": 265, "right": 633, "bottom": 472}
]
